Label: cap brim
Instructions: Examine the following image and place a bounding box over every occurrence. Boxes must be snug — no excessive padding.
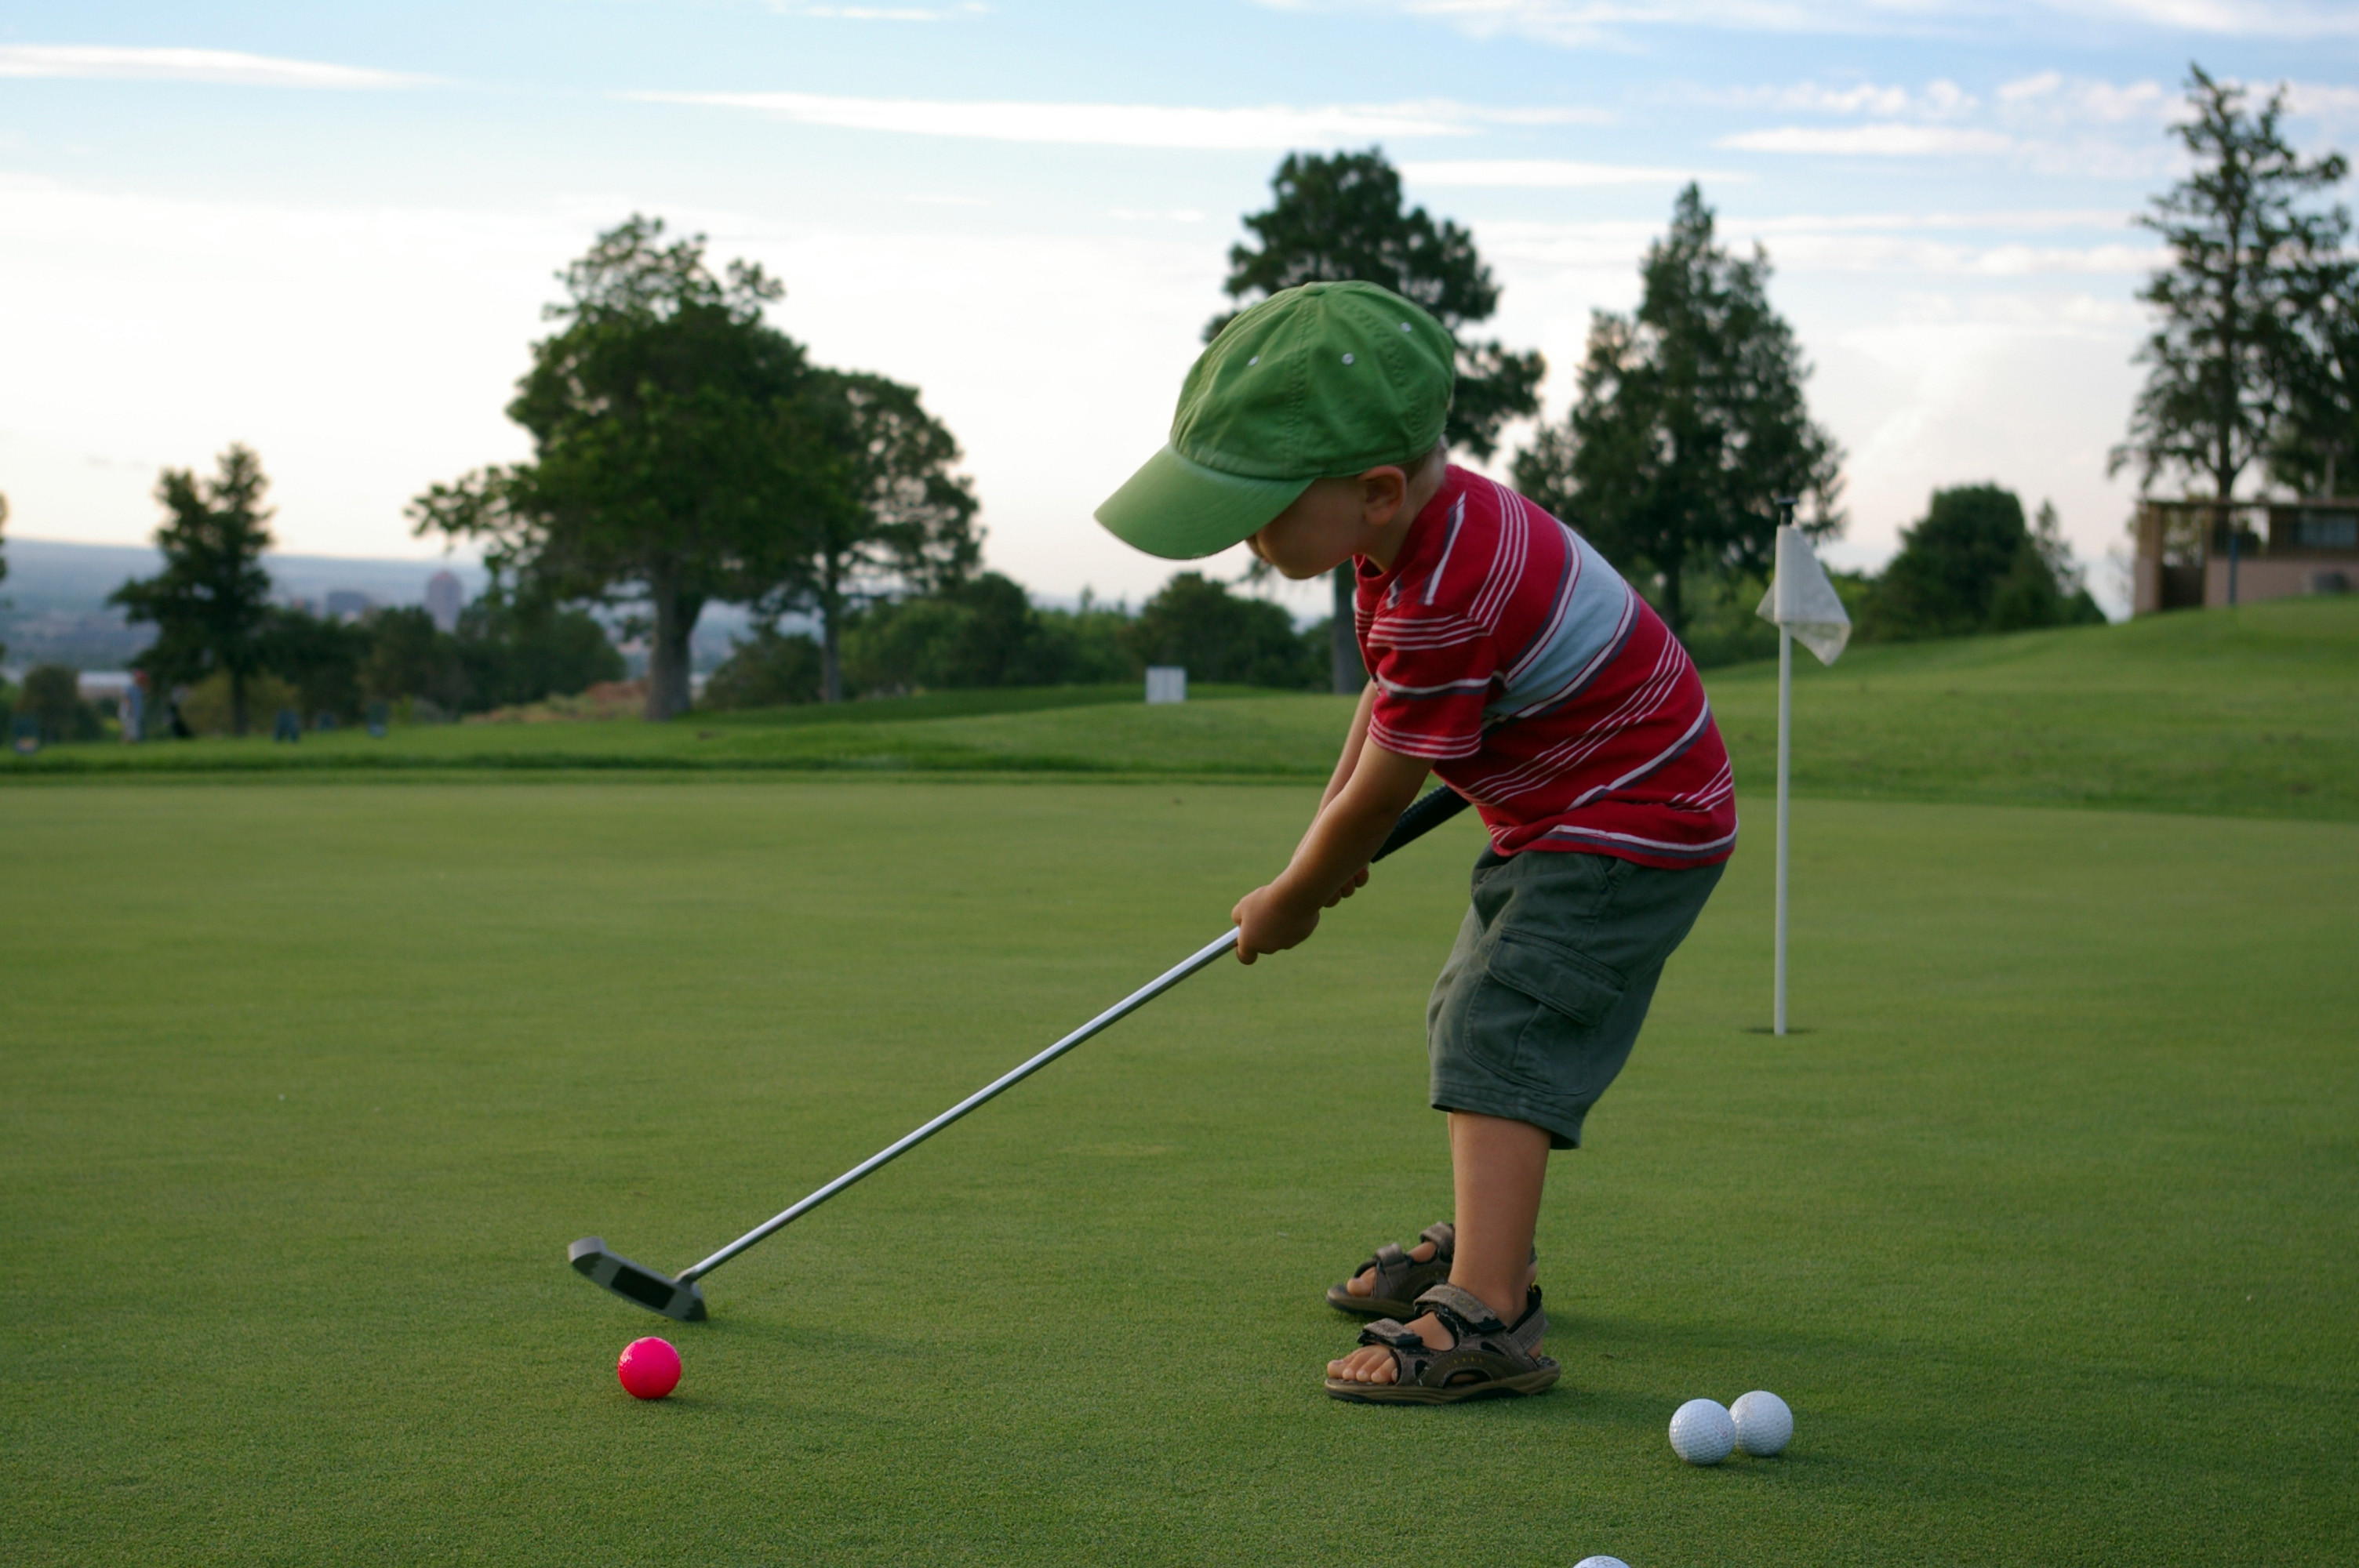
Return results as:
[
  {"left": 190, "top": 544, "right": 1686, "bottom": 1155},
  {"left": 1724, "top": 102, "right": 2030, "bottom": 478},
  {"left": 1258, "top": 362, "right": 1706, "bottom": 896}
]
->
[{"left": 1094, "top": 445, "right": 1312, "bottom": 561}]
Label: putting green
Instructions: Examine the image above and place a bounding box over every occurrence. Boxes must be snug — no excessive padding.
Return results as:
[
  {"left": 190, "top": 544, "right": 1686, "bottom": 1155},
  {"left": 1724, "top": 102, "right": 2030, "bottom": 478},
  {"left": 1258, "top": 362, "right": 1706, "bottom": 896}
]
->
[{"left": 4, "top": 781, "right": 2352, "bottom": 1564}]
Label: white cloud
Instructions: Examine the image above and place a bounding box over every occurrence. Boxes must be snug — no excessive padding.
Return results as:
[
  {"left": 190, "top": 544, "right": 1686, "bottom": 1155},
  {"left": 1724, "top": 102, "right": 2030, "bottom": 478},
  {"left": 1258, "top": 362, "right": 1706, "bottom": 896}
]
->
[
  {"left": 1474, "top": 215, "right": 2154, "bottom": 278},
  {"left": 1261, "top": 0, "right": 2359, "bottom": 41},
  {"left": 1718, "top": 124, "right": 2014, "bottom": 156},
  {"left": 0, "top": 45, "right": 420, "bottom": 89},
  {"left": 624, "top": 90, "right": 1625, "bottom": 147},
  {"left": 1994, "top": 71, "right": 2172, "bottom": 125},
  {"left": 1402, "top": 158, "right": 1727, "bottom": 186},
  {"left": 2045, "top": 0, "right": 2359, "bottom": 35},
  {"left": 1692, "top": 79, "right": 1977, "bottom": 118},
  {"left": 626, "top": 91, "right": 1474, "bottom": 148}
]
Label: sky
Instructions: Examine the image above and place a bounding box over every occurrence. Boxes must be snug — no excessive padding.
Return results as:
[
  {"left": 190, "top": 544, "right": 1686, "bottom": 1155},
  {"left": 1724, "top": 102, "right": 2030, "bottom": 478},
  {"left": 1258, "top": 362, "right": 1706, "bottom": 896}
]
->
[{"left": 2, "top": 2, "right": 2355, "bottom": 619}]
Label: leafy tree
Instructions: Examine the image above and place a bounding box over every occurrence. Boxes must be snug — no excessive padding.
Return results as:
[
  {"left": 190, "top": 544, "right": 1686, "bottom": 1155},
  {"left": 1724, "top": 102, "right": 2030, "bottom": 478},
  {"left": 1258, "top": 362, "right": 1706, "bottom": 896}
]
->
[
  {"left": 361, "top": 607, "right": 468, "bottom": 713},
  {"left": 837, "top": 572, "right": 1132, "bottom": 696},
  {"left": 1861, "top": 485, "right": 2103, "bottom": 642},
  {"left": 767, "top": 370, "right": 982, "bottom": 702},
  {"left": 1513, "top": 185, "right": 1843, "bottom": 634},
  {"left": 1125, "top": 572, "right": 1321, "bottom": 690},
  {"left": 411, "top": 216, "right": 830, "bottom": 721},
  {"left": 110, "top": 445, "right": 279, "bottom": 736},
  {"left": 1, "top": 489, "right": 10, "bottom": 667},
  {"left": 702, "top": 625, "right": 826, "bottom": 710},
  {"left": 18, "top": 664, "right": 101, "bottom": 742},
  {"left": 260, "top": 608, "right": 370, "bottom": 723},
  {"left": 2112, "top": 66, "right": 2349, "bottom": 508},
  {"left": 1213, "top": 148, "right": 1545, "bottom": 691},
  {"left": 453, "top": 588, "right": 623, "bottom": 710}
]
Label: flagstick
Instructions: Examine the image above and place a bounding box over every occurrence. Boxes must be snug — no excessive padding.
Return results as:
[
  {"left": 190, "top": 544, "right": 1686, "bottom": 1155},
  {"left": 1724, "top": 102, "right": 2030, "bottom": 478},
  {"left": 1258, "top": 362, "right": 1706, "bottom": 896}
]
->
[{"left": 1775, "top": 624, "right": 1792, "bottom": 1037}]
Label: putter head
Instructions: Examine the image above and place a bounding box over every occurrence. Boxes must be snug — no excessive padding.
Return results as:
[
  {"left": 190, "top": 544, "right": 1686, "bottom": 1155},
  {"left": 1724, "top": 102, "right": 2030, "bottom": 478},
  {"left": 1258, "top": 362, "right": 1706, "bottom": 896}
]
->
[{"left": 569, "top": 1236, "right": 708, "bottom": 1322}]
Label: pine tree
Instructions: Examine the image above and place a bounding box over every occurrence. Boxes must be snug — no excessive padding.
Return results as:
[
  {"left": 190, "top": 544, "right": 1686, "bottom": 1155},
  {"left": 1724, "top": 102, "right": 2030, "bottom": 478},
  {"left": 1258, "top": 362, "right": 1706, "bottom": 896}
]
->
[
  {"left": 1512, "top": 185, "right": 1841, "bottom": 633},
  {"left": 111, "top": 445, "right": 278, "bottom": 736},
  {"left": 1214, "top": 149, "right": 1543, "bottom": 690},
  {"left": 2112, "top": 66, "right": 2349, "bottom": 507}
]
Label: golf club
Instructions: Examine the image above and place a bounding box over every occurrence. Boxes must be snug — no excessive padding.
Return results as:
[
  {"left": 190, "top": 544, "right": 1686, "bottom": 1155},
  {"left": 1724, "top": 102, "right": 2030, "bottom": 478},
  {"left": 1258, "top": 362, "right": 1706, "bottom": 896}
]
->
[{"left": 570, "top": 783, "right": 1473, "bottom": 1321}]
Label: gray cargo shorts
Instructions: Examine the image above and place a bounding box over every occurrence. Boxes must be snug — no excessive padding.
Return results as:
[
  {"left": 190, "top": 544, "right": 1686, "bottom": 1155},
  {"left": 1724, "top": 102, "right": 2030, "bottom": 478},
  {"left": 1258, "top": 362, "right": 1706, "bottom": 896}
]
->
[{"left": 1427, "top": 847, "right": 1725, "bottom": 1149}]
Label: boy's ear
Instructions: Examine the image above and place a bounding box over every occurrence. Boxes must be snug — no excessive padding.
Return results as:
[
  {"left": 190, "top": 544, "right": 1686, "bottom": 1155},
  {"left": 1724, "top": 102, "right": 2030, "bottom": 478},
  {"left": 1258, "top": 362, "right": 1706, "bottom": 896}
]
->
[{"left": 1358, "top": 464, "right": 1410, "bottom": 523}]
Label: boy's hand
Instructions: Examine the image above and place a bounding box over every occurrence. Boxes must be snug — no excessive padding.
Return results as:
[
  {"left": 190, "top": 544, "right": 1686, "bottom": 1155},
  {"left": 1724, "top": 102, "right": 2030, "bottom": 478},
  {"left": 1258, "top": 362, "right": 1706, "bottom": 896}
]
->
[
  {"left": 1232, "top": 736, "right": 1427, "bottom": 965},
  {"left": 1231, "top": 883, "right": 1321, "bottom": 964}
]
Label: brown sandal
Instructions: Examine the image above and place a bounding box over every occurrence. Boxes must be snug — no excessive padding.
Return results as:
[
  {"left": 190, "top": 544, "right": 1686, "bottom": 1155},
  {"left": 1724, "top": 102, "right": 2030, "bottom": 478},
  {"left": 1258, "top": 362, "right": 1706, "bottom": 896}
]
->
[
  {"left": 1324, "top": 1283, "right": 1558, "bottom": 1405},
  {"left": 1325, "top": 1225, "right": 1539, "bottom": 1318},
  {"left": 1326, "top": 1223, "right": 1459, "bottom": 1317}
]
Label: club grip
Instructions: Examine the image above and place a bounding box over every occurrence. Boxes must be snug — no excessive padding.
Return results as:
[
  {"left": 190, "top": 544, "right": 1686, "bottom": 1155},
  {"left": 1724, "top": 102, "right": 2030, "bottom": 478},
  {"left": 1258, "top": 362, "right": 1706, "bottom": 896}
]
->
[{"left": 1371, "top": 785, "right": 1471, "bottom": 863}]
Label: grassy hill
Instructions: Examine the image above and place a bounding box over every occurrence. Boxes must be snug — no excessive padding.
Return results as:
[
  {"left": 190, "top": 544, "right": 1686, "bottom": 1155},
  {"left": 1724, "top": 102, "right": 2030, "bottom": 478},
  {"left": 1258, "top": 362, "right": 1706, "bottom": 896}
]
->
[{"left": 12, "top": 597, "right": 2356, "bottom": 820}]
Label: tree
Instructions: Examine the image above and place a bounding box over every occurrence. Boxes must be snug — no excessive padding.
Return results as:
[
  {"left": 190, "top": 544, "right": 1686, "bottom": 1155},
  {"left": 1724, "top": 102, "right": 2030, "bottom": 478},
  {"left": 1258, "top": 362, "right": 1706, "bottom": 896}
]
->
[
  {"left": 410, "top": 216, "right": 829, "bottom": 721},
  {"left": 361, "top": 607, "right": 468, "bottom": 713},
  {"left": 110, "top": 445, "right": 278, "bottom": 736},
  {"left": 1, "top": 489, "right": 10, "bottom": 667},
  {"left": 1125, "top": 572, "right": 1321, "bottom": 690},
  {"left": 260, "top": 607, "right": 370, "bottom": 723},
  {"left": 453, "top": 587, "right": 623, "bottom": 711},
  {"left": 1860, "top": 485, "right": 2103, "bottom": 642},
  {"left": 2275, "top": 250, "right": 2359, "bottom": 496},
  {"left": 18, "top": 664, "right": 102, "bottom": 742},
  {"left": 703, "top": 625, "right": 827, "bottom": 710},
  {"left": 766, "top": 370, "right": 982, "bottom": 702},
  {"left": 2113, "top": 66, "right": 2350, "bottom": 510},
  {"left": 1213, "top": 149, "right": 1545, "bottom": 691},
  {"left": 1511, "top": 184, "right": 1843, "bottom": 634}
]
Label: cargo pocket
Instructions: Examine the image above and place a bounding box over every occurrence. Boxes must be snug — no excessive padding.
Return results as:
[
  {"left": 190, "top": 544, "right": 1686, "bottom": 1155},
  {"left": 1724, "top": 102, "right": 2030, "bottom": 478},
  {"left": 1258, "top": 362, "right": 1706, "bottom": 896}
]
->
[{"left": 1471, "top": 930, "right": 1630, "bottom": 1097}]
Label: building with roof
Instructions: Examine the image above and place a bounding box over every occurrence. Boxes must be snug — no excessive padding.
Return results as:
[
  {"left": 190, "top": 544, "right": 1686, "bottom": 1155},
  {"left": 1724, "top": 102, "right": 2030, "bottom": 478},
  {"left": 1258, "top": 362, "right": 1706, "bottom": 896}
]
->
[{"left": 2132, "top": 497, "right": 2359, "bottom": 615}]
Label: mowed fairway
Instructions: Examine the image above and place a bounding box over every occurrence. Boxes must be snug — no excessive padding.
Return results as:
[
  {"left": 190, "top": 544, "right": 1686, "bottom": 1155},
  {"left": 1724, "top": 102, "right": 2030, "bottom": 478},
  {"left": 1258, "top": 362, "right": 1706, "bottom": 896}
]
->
[{"left": 5, "top": 781, "right": 2355, "bottom": 1565}]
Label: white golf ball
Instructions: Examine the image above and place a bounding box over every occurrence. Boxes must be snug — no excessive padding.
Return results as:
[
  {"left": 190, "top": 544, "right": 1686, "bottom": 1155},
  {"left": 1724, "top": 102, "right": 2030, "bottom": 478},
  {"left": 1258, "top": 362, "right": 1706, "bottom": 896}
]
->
[
  {"left": 1574, "top": 1558, "right": 1631, "bottom": 1568},
  {"left": 1731, "top": 1389, "right": 1794, "bottom": 1456},
  {"left": 1668, "top": 1397, "right": 1736, "bottom": 1465}
]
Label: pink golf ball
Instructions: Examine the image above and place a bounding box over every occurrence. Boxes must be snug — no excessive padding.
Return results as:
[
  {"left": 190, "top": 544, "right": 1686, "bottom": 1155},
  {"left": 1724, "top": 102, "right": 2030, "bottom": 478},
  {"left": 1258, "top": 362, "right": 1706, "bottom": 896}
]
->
[{"left": 616, "top": 1336, "right": 682, "bottom": 1399}]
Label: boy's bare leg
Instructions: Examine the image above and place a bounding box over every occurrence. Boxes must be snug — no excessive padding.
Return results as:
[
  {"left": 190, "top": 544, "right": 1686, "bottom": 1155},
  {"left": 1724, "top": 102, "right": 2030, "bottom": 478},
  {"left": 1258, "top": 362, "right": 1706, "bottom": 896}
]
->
[{"left": 1329, "top": 1112, "right": 1551, "bottom": 1385}]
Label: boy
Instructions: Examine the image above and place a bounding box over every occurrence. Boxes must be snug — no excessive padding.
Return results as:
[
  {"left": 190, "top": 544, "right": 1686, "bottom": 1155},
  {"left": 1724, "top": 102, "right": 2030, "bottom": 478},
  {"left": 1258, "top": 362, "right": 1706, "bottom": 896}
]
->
[{"left": 1096, "top": 281, "right": 1734, "bottom": 1403}]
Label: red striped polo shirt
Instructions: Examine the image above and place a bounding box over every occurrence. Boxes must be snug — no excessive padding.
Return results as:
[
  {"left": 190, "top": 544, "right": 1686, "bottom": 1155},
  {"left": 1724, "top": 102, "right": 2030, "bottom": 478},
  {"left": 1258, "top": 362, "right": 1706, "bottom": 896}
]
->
[{"left": 1354, "top": 465, "right": 1738, "bottom": 868}]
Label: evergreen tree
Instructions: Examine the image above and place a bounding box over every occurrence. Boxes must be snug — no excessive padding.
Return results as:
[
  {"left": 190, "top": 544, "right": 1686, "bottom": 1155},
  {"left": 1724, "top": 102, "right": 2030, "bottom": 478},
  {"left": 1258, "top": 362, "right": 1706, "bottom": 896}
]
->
[
  {"left": 1512, "top": 184, "right": 1842, "bottom": 633},
  {"left": 1214, "top": 149, "right": 1544, "bottom": 690},
  {"left": 2112, "top": 66, "right": 2349, "bottom": 507},
  {"left": 111, "top": 445, "right": 279, "bottom": 736},
  {"left": 2275, "top": 248, "right": 2359, "bottom": 496}
]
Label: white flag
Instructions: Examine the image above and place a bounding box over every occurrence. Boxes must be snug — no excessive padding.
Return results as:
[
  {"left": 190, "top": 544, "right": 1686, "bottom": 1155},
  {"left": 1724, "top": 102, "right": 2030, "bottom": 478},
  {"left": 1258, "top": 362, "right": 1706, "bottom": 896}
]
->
[{"left": 1755, "top": 524, "right": 1851, "bottom": 666}]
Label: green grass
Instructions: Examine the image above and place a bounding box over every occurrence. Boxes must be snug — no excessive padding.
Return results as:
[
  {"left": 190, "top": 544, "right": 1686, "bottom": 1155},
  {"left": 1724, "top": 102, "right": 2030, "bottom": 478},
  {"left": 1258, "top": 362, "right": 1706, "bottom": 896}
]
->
[
  {"left": 12, "top": 597, "right": 2358, "bottom": 822},
  {"left": 5, "top": 780, "right": 2354, "bottom": 1564}
]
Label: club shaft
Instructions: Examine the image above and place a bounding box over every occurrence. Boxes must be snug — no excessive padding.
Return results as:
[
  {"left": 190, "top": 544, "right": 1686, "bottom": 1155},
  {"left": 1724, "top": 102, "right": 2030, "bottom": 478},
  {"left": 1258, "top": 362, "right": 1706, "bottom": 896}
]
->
[
  {"left": 676, "top": 783, "right": 1472, "bottom": 1286},
  {"left": 680, "top": 927, "right": 1238, "bottom": 1282}
]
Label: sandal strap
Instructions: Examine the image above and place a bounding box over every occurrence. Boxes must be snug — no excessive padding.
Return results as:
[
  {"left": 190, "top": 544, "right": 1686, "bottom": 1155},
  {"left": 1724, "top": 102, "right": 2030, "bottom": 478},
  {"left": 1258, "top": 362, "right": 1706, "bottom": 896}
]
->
[
  {"left": 1373, "top": 1242, "right": 1407, "bottom": 1271},
  {"left": 1419, "top": 1222, "right": 1456, "bottom": 1255},
  {"left": 1414, "top": 1283, "right": 1510, "bottom": 1342},
  {"left": 1357, "top": 1319, "right": 1425, "bottom": 1351}
]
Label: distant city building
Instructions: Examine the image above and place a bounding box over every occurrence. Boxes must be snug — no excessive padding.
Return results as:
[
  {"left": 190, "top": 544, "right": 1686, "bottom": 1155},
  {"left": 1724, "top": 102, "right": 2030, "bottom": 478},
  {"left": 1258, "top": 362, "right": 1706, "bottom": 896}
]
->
[
  {"left": 325, "top": 590, "right": 375, "bottom": 622},
  {"left": 425, "top": 570, "right": 463, "bottom": 633}
]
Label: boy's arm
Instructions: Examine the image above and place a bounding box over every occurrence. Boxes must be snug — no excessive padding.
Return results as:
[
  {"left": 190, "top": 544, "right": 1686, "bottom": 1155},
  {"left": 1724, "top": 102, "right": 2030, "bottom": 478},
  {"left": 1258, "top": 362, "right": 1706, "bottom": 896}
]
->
[
  {"left": 1232, "top": 734, "right": 1428, "bottom": 964},
  {"left": 1314, "top": 684, "right": 1380, "bottom": 815}
]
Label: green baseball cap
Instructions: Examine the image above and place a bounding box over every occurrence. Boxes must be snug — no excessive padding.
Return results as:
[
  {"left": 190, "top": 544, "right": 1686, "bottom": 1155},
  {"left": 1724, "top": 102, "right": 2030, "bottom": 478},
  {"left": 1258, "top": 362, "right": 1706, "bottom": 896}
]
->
[{"left": 1096, "top": 281, "right": 1456, "bottom": 560}]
